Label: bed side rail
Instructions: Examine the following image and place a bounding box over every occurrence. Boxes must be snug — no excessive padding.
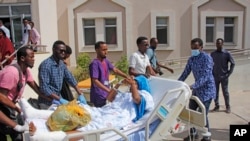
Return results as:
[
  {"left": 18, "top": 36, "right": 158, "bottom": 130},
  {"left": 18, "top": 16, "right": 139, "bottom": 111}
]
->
[
  {"left": 145, "top": 86, "right": 191, "bottom": 141},
  {"left": 64, "top": 127, "right": 128, "bottom": 141},
  {"left": 178, "top": 96, "right": 208, "bottom": 132}
]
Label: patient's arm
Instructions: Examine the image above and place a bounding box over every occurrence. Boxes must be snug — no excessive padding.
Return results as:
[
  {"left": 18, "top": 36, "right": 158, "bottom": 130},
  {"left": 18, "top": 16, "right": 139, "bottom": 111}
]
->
[
  {"left": 106, "top": 83, "right": 122, "bottom": 102},
  {"left": 125, "top": 78, "right": 141, "bottom": 104}
]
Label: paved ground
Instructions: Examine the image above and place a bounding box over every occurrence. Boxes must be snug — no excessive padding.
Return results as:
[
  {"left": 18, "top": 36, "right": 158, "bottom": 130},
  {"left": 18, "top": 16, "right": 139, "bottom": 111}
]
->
[{"left": 160, "top": 59, "right": 250, "bottom": 141}]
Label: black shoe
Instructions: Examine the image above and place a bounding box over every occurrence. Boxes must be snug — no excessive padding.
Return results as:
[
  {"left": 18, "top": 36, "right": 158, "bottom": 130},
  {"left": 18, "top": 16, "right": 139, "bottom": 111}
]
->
[
  {"left": 183, "top": 134, "right": 199, "bottom": 141},
  {"left": 226, "top": 108, "right": 231, "bottom": 114},
  {"left": 200, "top": 136, "right": 211, "bottom": 141},
  {"left": 212, "top": 106, "right": 219, "bottom": 112}
]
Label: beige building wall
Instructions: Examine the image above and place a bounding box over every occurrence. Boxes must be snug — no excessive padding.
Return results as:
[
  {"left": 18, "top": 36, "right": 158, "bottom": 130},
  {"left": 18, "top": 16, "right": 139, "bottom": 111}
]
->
[
  {"left": 2, "top": 0, "right": 250, "bottom": 98},
  {"left": 23, "top": 0, "right": 59, "bottom": 98}
]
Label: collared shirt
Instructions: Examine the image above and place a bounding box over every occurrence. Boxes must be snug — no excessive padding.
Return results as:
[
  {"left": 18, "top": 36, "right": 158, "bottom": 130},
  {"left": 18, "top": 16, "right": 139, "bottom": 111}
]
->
[
  {"left": 0, "top": 64, "right": 33, "bottom": 102},
  {"left": 129, "top": 51, "right": 151, "bottom": 74},
  {"left": 178, "top": 52, "right": 216, "bottom": 102},
  {"left": 22, "top": 24, "right": 31, "bottom": 45},
  {"left": 38, "top": 56, "right": 77, "bottom": 105},
  {"left": 146, "top": 47, "right": 157, "bottom": 69},
  {"left": 89, "top": 58, "right": 114, "bottom": 107},
  {"left": 211, "top": 49, "right": 235, "bottom": 78},
  {"left": 30, "top": 27, "right": 41, "bottom": 45}
]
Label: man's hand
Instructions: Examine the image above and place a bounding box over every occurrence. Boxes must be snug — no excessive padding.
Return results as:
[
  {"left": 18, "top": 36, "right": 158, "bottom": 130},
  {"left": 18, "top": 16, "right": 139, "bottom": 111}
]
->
[
  {"left": 14, "top": 106, "right": 22, "bottom": 114},
  {"left": 59, "top": 98, "right": 68, "bottom": 104},
  {"left": 52, "top": 99, "right": 61, "bottom": 105},
  {"left": 78, "top": 95, "right": 87, "bottom": 104},
  {"left": 169, "top": 68, "right": 174, "bottom": 74}
]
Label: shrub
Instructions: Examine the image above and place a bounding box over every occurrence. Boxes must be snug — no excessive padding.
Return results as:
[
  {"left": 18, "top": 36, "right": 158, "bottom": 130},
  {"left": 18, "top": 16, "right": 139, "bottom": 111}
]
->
[
  {"left": 72, "top": 53, "right": 91, "bottom": 81},
  {"left": 114, "top": 55, "right": 129, "bottom": 80}
]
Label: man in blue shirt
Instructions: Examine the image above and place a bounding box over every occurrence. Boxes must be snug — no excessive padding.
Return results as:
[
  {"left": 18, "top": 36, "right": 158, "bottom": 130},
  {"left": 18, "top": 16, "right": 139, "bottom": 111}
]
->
[
  {"left": 146, "top": 37, "right": 174, "bottom": 75},
  {"left": 178, "top": 38, "right": 215, "bottom": 141},
  {"left": 38, "top": 40, "right": 86, "bottom": 109},
  {"left": 211, "top": 38, "right": 235, "bottom": 113}
]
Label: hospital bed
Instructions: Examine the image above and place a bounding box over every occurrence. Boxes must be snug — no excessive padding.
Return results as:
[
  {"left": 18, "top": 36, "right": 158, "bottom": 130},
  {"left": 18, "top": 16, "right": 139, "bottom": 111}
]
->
[{"left": 20, "top": 76, "right": 207, "bottom": 141}]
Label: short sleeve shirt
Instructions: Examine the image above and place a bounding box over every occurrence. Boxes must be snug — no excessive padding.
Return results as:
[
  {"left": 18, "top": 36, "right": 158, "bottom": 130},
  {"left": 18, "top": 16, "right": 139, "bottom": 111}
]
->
[
  {"left": 89, "top": 58, "right": 114, "bottom": 106},
  {"left": 22, "top": 24, "right": 31, "bottom": 45},
  {"left": 146, "top": 47, "right": 157, "bottom": 69},
  {"left": 0, "top": 65, "right": 34, "bottom": 101},
  {"left": 129, "top": 51, "right": 151, "bottom": 74}
]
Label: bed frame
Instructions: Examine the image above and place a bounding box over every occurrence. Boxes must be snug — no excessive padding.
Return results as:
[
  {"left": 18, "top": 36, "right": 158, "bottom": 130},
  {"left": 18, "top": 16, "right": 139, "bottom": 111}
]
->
[{"left": 23, "top": 76, "right": 208, "bottom": 141}]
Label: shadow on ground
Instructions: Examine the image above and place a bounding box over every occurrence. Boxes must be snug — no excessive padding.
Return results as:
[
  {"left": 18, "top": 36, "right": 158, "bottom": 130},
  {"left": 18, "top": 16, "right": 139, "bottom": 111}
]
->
[{"left": 166, "top": 127, "right": 229, "bottom": 141}]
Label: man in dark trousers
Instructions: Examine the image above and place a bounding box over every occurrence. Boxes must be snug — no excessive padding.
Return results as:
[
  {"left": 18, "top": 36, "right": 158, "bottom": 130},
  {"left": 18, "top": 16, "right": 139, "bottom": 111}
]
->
[{"left": 211, "top": 38, "right": 235, "bottom": 113}]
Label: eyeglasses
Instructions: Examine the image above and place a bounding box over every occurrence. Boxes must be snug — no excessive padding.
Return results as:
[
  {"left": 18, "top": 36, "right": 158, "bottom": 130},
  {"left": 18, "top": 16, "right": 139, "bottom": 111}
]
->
[{"left": 59, "top": 49, "right": 66, "bottom": 53}]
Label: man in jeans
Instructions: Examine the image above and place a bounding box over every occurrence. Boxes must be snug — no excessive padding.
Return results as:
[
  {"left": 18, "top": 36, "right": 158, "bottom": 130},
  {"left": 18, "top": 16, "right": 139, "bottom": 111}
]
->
[
  {"left": 211, "top": 38, "right": 235, "bottom": 113},
  {"left": 178, "top": 38, "right": 215, "bottom": 141}
]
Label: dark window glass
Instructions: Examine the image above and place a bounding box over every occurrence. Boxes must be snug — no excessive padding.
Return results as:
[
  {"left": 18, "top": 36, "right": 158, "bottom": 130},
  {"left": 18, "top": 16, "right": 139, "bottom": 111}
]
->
[
  {"left": 156, "top": 17, "right": 168, "bottom": 44},
  {"left": 83, "top": 19, "right": 96, "bottom": 45}
]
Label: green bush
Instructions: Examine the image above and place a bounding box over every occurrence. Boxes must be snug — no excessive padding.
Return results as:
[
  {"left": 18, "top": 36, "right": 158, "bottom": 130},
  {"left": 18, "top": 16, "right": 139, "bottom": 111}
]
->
[
  {"left": 114, "top": 55, "right": 129, "bottom": 80},
  {"left": 72, "top": 53, "right": 91, "bottom": 81}
]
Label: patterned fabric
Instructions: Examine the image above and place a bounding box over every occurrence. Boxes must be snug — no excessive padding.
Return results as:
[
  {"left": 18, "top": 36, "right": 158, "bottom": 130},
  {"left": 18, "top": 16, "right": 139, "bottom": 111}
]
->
[
  {"left": 178, "top": 52, "right": 216, "bottom": 102},
  {"left": 38, "top": 56, "right": 77, "bottom": 106}
]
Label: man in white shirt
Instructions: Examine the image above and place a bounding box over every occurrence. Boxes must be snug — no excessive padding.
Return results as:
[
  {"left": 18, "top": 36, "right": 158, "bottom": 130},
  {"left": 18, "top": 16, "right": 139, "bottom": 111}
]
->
[
  {"left": 22, "top": 18, "right": 31, "bottom": 45},
  {"left": 0, "top": 20, "right": 10, "bottom": 39},
  {"left": 129, "top": 36, "right": 155, "bottom": 78}
]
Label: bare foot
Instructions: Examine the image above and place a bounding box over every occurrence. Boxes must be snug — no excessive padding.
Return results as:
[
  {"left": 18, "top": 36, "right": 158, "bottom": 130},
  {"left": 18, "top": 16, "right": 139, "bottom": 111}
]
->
[{"left": 29, "top": 122, "right": 36, "bottom": 136}]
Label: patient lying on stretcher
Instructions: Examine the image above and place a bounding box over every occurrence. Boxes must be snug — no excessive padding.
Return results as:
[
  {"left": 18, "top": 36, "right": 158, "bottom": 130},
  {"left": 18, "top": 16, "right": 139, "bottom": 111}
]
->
[{"left": 19, "top": 75, "right": 154, "bottom": 134}]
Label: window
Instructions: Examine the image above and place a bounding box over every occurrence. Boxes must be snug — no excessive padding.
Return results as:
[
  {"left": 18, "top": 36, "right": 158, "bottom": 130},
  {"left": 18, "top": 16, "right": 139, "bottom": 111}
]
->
[
  {"left": 206, "top": 17, "right": 215, "bottom": 43},
  {"left": 205, "top": 17, "right": 235, "bottom": 43},
  {"left": 156, "top": 17, "right": 168, "bottom": 44},
  {"left": 0, "top": 4, "right": 31, "bottom": 44},
  {"left": 105, "top": 18, "right": 117, "bottom": 44},
  {"left": 150, "top": 11, "right": 175, "bottom": 50},
  {"left": 83, "top": 19, "right": 96, "bottom": 45},
  {"left": 77, "top": 12, "right": 122, "bottom": 52},
  {"left": 224, "top": 17, "right": 234, "bottom": 43},
  {"left": 82, "top": 18, "right": 117, "bottom": 45}
]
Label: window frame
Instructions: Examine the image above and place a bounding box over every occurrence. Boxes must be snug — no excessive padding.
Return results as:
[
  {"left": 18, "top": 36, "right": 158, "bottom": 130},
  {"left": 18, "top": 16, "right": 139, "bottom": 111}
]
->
[
  {"left": 156, "top": 17, "right": 168, "bottom": 44},
  {"left": 104, "top": 18, "right": 117, "bottom": 45},
  {"left": 83, "top": 19, "right": 96, "bottom": 46},
  {"left": 150, "top": 11, "right": 175, "bottom": 50},
  {"left": 224, "top": 17, "right": 235, "bottom": 43},
  {"left": 205, "top": 17, "right": 215, "bottom": 43},
  {"left": 201, "top": 11, "right": 243, "bottom": 49},
  {"left": 77, "top": 12, "right": 123, "bottom": 52}
]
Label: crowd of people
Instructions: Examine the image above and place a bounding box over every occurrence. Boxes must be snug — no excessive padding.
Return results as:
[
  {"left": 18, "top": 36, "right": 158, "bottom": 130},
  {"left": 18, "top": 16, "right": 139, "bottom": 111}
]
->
[
  {"left": 0, "top": 19, "right": 41, "bottom": 68},
  {"left": 0, "top": 19, "right": 235, "bottom": 141}
]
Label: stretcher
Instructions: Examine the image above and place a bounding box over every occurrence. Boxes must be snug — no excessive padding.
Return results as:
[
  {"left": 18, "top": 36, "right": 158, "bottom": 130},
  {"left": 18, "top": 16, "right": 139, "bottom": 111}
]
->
[{"left": 20, "top": 76, "right": 208, "bottom": 141}]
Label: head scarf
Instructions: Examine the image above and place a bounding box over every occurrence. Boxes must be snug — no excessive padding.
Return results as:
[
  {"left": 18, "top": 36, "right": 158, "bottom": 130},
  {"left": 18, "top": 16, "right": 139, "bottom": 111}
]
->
[{"left": 134, "top": 75, "right": 151, "bottom": 94}]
